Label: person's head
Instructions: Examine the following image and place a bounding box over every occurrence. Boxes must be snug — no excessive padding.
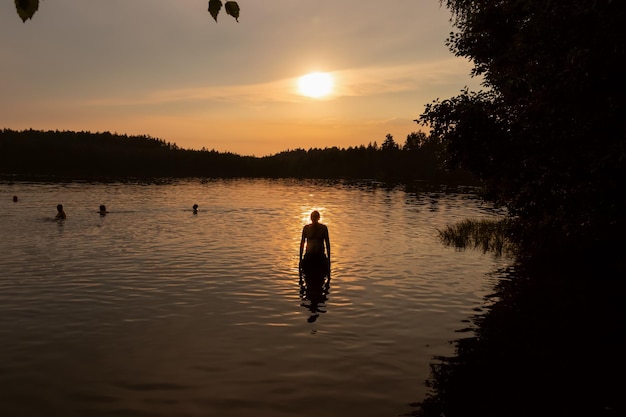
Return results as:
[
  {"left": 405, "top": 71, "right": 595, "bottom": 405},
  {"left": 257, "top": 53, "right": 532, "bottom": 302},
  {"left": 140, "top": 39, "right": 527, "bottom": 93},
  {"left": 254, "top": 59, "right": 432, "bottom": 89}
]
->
[
  {"left": 12, "top": 195, "right": 18, "bottom": 202},
  {"left": 99, "top": 204, "right": 106, "bottom": 212},
  {"left": 57, "top": 204, "right": 63, "bottom": 212},
  {"left": 310, "top": 210, "right": 320, "bottom": 223},
  {"left": 193, "top": 204, "right": 198, "bottom": 210}
]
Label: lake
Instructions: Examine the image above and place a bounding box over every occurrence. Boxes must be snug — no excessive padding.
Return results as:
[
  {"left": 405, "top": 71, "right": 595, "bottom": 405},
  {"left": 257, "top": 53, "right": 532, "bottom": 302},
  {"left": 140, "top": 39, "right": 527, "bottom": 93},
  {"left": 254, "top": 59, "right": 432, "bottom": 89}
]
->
[{"left": 0, "top": 178, "right": 509, "bottom": 417}]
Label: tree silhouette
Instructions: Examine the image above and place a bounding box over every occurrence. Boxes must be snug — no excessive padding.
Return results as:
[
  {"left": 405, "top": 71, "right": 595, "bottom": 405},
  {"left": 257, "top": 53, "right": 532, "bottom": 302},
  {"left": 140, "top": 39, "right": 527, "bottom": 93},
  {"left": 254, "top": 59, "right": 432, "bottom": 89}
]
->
[
  {"left": 0, "top": 129, "right": 476, "bottom": 184},
  {"left": 403, "top": 131, "right": 427, "bottom": 152},
  {"left": 418, "top": 0, "right": 626, "bottom": 254},
  {"left": 381, "top": 134, "right": 399, "bottom": 151}
]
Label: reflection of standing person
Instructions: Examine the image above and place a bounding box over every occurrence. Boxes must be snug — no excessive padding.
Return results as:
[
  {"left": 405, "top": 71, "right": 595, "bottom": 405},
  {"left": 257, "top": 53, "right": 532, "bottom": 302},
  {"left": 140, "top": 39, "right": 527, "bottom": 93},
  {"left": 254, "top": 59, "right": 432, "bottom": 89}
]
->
[
  {"left": 56, "top": 204, "right": 66, "bottom": 220},
  {"left": 299, "top": 274, "right": 329, "bottom": 323},
  {"left": 299, "top": 210, "right": 331, "bottom": 278}
]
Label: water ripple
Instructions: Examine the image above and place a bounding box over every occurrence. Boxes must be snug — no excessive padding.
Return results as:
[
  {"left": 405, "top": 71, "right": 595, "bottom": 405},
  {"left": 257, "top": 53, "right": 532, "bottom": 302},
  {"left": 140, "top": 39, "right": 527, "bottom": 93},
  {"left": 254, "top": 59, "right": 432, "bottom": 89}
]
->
[{"left": 0, "top": 179, "right": 509, "bottom": 417}]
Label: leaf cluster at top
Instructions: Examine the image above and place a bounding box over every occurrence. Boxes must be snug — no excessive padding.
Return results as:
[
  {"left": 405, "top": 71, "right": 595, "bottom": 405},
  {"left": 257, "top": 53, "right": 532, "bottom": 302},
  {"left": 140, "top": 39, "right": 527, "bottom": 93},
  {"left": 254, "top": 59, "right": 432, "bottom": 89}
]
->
[{"left": 14, "top": 0, "right": 240, "bottom": 22}]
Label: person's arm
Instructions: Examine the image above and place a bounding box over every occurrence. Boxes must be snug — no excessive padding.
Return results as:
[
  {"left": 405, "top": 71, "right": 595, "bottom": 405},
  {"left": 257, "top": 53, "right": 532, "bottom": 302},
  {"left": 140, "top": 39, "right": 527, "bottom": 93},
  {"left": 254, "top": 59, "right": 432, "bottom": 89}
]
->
[
  {"left": 324, "top": 226, "right": 331, "bottom": 280},
  {"left": 324, "top": 227, "right": 331, "bottom": 261},
  {"left": 299, "top": 227, "right": 306, "bottom": 263},
  {"left": 299, "top": 231, "right": 304, "bottom": 281}
]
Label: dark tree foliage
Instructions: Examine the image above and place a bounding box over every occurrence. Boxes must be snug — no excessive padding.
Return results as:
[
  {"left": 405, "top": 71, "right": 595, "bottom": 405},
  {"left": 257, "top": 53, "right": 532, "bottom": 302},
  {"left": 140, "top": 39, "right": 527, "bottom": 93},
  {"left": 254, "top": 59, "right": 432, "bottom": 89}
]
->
[
  {"left": 381, "top": 134, "right": 399, "bottom": 151},
  {"left": 208, "top": 0, "right": 240, "bottom": 22},
  {"left": 0, "top": 129, "right": 475, "bottom": 184},
  {"left": 0, "top": 129, "right": 254, "bottom": 179},
  {"left": 419, "top": 0, "right": 626, "bottom": 254},
  {"left": 14, "top": 0, "right": 37, "bottom": 21},
  {"left": 15, "top": 0, "right": 240, "bottom": 22},
  {"left": 403, "top": 131, "right": 428, "bottom": 152}
]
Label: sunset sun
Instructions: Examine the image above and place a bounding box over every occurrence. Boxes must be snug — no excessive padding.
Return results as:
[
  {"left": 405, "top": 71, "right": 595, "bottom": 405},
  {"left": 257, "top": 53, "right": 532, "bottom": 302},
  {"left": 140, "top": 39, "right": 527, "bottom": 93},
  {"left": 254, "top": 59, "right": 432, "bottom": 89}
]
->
[{"left": 297, "top": 72, "right": 334, "bottom": 98}]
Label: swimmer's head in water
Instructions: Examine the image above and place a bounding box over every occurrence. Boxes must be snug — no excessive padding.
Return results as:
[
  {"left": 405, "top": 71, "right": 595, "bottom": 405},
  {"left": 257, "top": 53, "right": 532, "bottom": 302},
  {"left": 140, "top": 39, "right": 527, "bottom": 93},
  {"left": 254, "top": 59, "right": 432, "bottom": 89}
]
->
[
  {"left": 193, "top": 204, "right": 198, "bottom": 210},
  {"left": 99, "top": 205, "right": 106, "bottom": 212}
]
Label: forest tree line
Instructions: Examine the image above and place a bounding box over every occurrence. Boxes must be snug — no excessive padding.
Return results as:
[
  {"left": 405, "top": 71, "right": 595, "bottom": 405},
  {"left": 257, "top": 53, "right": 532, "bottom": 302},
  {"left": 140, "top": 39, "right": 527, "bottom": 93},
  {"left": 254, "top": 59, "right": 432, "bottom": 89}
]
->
[{"left": 0, "top": 128, "right": 475, "bottom": 183}]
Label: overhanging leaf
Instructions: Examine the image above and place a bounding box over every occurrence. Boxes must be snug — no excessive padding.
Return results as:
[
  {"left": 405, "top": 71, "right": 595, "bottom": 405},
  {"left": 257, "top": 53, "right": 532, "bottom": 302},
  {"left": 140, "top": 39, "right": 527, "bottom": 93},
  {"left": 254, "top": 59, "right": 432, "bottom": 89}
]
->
[
  {"left": 15, "top": 0, "right": 39, "bottom": 22},
  {"left": 225, "top": 1, "right": 240, "bottom": 22},
  {"left": 208, "top": 0, "right": 222, "bottom": 22}
]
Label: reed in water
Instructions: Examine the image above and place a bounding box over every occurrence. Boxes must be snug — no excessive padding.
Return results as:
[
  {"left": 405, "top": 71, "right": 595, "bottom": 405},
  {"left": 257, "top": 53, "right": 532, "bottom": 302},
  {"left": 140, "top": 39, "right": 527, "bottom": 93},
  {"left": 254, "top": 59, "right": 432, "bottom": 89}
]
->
[{"left": 438, "top": 218, "right": 514, "bottom": 256}]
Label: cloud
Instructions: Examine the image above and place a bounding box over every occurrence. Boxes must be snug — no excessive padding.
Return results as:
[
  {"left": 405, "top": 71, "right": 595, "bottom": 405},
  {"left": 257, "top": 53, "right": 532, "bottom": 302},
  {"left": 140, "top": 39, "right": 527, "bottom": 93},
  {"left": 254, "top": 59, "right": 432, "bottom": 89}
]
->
[{"left": 72, "top": 56, "right": 477, "bottom": 109}]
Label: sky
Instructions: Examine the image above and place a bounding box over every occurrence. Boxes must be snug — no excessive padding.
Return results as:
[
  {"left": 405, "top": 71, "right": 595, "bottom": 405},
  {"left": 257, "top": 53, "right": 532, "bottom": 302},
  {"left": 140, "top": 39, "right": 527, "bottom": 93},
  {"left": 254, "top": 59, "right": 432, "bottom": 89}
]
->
[{"left": 0, "top": 0, "right": 481, "bottom": 157}]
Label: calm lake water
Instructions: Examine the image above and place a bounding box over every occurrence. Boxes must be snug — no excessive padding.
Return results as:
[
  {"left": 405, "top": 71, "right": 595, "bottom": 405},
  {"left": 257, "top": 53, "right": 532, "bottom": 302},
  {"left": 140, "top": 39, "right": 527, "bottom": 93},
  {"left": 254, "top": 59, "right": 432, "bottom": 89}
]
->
[{"left": 0, "top": 178, "right": 509, "bottom": 417}]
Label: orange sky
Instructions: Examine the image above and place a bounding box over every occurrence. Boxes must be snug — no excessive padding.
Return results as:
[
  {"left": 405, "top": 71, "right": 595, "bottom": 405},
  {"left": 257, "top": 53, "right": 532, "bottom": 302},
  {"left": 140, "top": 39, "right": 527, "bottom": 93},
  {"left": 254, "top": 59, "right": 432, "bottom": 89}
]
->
[{"left": 1, "top": 1, "right": 481, "bottom": 156}]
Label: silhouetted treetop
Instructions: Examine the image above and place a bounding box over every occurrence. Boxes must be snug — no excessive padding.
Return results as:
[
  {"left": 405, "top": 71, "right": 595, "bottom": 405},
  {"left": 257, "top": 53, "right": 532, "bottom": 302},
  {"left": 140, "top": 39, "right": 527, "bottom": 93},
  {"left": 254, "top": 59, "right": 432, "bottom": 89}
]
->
[
  {"left": 0, "top": 128, "right": 474, "bottom": 184},
  {"left": 419, "top": 0, "right": 625, "bottom": 254}
]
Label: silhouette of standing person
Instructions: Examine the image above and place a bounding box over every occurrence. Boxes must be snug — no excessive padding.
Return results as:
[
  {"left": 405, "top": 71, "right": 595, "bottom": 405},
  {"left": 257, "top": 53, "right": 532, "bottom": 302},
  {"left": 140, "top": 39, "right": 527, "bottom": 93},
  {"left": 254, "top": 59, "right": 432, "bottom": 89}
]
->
[
  {"left": 299, "top": 210, "right": 331, "bottom": 280},
  {"left": 56, "top": 204, "right": 67, "bottom": 220},
  {"left": 299, "top": 210, "right": 331, "bottom": 322}
]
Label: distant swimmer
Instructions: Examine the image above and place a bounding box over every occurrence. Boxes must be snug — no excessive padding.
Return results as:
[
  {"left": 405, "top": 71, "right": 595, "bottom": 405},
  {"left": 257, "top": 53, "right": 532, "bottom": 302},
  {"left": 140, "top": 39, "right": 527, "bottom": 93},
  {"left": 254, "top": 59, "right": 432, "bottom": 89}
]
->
[
  {"left": 56, "top": 204, "right": 67, "bottom": 220},
  {"left": 193, "top": 204, "right": 198, "bottom": 214},
  {"left": 98, "top": 204, "right": 109, "bottom": 215},
  {"left": 13, "top": 195, "right": 18, "bottom": 202}
]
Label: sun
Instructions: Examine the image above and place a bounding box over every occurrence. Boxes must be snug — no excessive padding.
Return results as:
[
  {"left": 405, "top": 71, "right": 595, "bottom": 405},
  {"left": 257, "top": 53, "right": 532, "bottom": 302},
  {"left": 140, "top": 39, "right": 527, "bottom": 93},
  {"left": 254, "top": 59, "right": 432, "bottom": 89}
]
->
[{"left": 297, "top": 72, "right": 334, "bottom": 98}]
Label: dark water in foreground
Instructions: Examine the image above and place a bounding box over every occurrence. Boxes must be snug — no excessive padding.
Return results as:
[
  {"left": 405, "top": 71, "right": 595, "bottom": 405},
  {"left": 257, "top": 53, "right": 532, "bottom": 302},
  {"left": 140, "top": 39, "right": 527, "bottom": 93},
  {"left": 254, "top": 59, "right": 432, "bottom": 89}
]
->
[
  {"left": 416, "top": 259, "right": 626, "bottom": 417},
  {"left": 0, "top": 179, "right": 510, "bottom": 417}
]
